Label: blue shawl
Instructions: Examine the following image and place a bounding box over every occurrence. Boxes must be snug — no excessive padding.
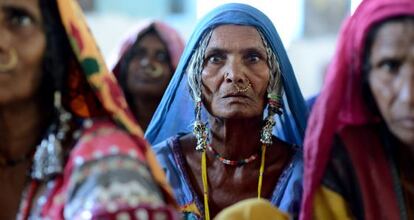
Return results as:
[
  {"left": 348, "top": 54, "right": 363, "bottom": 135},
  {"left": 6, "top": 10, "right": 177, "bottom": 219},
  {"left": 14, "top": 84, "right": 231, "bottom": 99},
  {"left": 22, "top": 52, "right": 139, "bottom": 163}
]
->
[
  {"left": 146, "top": 3, "right": 308, "bottom": 218},
  {"left": 145, "top": 3, "right": 308, "bottom": 147}
]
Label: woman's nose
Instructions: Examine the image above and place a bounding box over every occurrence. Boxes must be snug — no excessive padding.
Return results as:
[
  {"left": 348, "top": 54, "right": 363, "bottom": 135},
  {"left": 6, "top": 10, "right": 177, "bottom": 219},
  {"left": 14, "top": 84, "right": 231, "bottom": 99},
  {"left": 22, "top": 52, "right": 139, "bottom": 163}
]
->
[
  {"left": 223, "top": 59, "right": 246, "bottom": 84},
  {"left": 139, "top": 57, "right": 150, "bottom": 66},
  {"left": 0, "top": 22, "right": 13, "bottom": 56},
  {"left": 398, "top": 63, "right": 414, "bottom": 106}
]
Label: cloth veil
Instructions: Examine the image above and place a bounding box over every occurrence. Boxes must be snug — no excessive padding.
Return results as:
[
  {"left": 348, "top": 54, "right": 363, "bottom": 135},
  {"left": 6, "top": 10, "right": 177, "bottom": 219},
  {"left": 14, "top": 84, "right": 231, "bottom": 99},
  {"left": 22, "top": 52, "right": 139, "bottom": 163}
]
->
[
  {"left": 300, "top": 0, "right": 414, "bottom": 219},
  {"left": 145, "top": 3, "right": 308, "bottom": 147},
  {"left": 109, "top": 20, "right": 185, "bottom": 76},
  {"left": 55, "top": 0, "right": 175, "bottom": 204}
]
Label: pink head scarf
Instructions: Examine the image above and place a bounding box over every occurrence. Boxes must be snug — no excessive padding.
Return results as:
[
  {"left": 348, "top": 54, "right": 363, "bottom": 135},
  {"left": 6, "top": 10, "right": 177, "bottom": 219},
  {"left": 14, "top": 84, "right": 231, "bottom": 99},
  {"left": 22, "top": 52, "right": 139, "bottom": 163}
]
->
[
  {"left": 301, "top": 0, "right": 414, "bottom": 219},
  {"left": 109, "top": 20, "right": 185, "bottom": 76}
]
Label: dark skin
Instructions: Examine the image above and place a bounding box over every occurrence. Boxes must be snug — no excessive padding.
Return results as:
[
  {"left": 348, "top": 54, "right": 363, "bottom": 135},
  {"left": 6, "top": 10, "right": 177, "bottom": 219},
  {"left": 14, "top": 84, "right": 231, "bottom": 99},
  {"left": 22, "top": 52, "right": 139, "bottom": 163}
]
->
[
  {"left": 0, "top": 99, "right": 45, "bottom": 220},
  {"left": 368, "top": 18, "right": 414, "bottom": 216},
  {"left": 178, "top": 25, "right": 293, "bottom": 218},
  {"left": 179, "top": 133, "right": 293, "bottom": 217},
  {"left": 126, "top": 31, "right": 173, "bottom": 130},
  {"left": 0, "top": 0, "right": 48, "bottom": 219}
]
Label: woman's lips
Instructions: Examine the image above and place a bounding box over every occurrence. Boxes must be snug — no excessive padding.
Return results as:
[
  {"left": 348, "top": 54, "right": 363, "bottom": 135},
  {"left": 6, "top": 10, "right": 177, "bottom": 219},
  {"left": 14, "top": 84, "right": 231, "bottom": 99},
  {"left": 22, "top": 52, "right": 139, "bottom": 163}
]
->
[{"left": 396, "top": 116, "right": 414, "bottom": 129}]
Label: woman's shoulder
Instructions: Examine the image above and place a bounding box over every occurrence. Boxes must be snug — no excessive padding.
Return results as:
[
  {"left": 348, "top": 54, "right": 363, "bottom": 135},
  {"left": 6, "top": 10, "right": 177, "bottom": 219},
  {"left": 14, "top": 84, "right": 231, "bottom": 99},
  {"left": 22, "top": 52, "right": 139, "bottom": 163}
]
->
[
  {"left": 152, "top": 133, "right": 199, "bottom": 210},
  {"left": 57, "top": 118, "right": 178, "bottom": 219},
  {"left": 272, "top": 136, "right": 303, "bottom": 157},
  {"left": 152, "top": 133, "right": 189, "bottom": 157},
  {"left": 69, "top": 118, "right": 148, "bottom": 165}
]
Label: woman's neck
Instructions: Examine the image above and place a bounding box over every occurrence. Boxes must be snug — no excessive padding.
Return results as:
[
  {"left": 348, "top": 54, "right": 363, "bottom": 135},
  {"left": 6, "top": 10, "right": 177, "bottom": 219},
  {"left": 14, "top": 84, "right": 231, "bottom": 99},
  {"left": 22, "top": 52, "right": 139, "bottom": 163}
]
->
[
  {"left": 0, "top": 98, "right": 48, "bottom": 162},
  {"left": 208, "top": 116, "right": 263, "bottom": 160},
  {"left": 132, "top": 96, "right": 162, "bottom": 131}
]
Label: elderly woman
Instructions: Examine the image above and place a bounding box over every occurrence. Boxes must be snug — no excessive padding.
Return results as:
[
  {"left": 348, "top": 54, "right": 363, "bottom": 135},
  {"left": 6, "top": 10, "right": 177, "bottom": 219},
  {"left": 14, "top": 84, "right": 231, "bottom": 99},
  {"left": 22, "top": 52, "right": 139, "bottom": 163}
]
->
[
  {"left": 146, "top": 3, "right": 308, "bottom": 219},
  {"left": 301, "top": 0, "right": 414, "bottom": 219},
  {"left": 110, "top": 21, "right": 185, "bottom": 131},
  {"left": 0, "top": 0, "right": 177, "bottom": 219}
]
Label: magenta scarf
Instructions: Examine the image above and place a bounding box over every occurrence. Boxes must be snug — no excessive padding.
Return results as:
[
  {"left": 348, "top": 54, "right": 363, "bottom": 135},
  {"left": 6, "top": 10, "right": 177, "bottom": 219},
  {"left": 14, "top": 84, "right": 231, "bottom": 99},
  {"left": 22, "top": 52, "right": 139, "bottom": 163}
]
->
[
  {"left": 300, "top": 0, "right": 414, "bottom": 219},
  {"left": 109, "top": 20, "right": 185, "bottom": 76}
]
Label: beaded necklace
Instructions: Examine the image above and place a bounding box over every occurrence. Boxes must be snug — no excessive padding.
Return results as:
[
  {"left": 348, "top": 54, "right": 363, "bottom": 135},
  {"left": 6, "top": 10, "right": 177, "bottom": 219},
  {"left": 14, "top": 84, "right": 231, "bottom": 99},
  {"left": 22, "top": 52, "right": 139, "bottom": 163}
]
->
[
  {"left": 201, "top": 143, "right": 267, "bottom": 220},
  {"left": 207, "top": 144, "right": 260, "bottom": 166}
]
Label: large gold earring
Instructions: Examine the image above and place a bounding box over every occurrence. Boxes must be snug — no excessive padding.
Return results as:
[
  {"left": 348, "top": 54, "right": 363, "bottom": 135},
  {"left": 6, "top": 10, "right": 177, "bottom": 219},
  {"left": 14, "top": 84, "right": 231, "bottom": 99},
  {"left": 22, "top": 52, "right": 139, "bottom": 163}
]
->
[{"left": 0, "top": 48, "right": 18, "bottom": 72}]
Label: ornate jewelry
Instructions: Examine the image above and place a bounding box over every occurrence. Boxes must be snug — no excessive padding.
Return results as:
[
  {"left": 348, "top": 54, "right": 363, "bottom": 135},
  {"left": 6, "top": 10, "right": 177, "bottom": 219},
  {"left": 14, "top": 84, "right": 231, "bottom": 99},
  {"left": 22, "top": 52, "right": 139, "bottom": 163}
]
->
[
  {"left": 260, "top": 93, "right": 282, "bottom": 145},
  {"left": 193, "top": 102, "right": 208, "bottom": 151},
  {"left": 193, "top": 120, "right": 208, "bottom": 151},
  {"left": 31, "top": 91, "right": 72, "bottom": 180},
  {"left": 0, "top": 48, "right": 18, "bottom": 72},
  {"left": 201, "top": 144, "right": 267, "bottom": 220},
  {"left": 224, "top": 72, "right": 252, "bottom": 93},
  {"left": 207, "top": 144, "right": 259, "bottom": 166},
  {"left": 144, "top": 62, "right": 164, "bottom": 78},
  {"left": 233, "top": 80, "right": 252, "bottom": 93},
  {"left": 260, "top": 116, "right": 275, "bottom": 145},
  {"left": 0, "top": 153, "right": 32, "bottom": 167}
]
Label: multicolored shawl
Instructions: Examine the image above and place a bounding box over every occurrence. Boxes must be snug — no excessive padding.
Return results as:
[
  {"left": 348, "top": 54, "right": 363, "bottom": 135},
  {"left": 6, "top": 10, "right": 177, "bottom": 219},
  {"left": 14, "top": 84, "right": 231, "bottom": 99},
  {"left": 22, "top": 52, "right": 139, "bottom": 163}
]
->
[
  {"left": 145, "top": 3, "right": 308, "bottom": 147},
  {"left": 109, "top": 20, "right": 185, "bottom": 77},
  {"left": 300, "top": 0, "right": 414, "bottom": 219},
  {"left": 19, "top": 1, "right": 177, "bottom": 219},
  {"left": 56, "top": 0, "right": 173, "bottom": 199}
]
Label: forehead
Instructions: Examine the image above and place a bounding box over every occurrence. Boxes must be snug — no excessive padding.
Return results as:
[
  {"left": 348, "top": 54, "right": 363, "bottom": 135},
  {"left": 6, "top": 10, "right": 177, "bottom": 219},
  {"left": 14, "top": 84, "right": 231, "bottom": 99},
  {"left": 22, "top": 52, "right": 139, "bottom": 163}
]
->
[
  {"left": 207, "top": 25, "right": 265, "bottom": 50},
  {"left": 0, "top": 0, "right": 40, "bottom": 13},
  {"left": 136, "top": 32, "right": 165, "bottom": 47},
  {"left": 371, "top": 19, "right": 414, "bottom": 53}
]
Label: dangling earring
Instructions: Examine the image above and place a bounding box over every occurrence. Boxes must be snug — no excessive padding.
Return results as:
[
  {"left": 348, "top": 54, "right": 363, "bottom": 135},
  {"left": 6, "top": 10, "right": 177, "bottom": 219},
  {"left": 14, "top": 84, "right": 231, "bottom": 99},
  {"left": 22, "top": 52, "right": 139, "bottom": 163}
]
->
[
  {"left": 193, "top": 101, "right": 208, "bottom": 151},
  {"left": 260, "top": 94, "right": 282, "bottom": 145},
  {"left": 32, "top": 91, "right": 72, "bottom": 180}
]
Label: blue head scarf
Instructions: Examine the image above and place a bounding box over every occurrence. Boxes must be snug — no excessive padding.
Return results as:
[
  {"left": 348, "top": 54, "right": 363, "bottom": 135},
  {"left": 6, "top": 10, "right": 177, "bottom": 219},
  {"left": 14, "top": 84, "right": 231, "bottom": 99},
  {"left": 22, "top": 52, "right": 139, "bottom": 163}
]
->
[{"left": 146, "top": 3, "right": 308, "bottom": 147}]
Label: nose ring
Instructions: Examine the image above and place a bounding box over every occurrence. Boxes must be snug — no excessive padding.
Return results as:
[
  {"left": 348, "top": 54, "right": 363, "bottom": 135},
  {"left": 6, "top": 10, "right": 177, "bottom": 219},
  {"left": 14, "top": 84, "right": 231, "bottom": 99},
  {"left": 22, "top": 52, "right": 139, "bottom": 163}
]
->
[
  {"left": 144, "top": 62, "right": 164, "bottom": 78},
  {"left": 0, "top": 48, "right": 18, "bottom": 72},
  {"left": 234, "top": 79, "right": 252, "bottom": 93}
]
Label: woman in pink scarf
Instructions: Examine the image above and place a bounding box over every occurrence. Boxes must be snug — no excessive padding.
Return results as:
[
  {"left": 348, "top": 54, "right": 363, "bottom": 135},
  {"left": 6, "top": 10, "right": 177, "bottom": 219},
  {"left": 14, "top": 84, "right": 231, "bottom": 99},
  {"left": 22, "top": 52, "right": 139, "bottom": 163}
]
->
[
  {"left": 300, "top": 0, "right": 414, "bottom": 219},
  {"left": 110, "top": 21, "right": 185, "bottom": 131}
]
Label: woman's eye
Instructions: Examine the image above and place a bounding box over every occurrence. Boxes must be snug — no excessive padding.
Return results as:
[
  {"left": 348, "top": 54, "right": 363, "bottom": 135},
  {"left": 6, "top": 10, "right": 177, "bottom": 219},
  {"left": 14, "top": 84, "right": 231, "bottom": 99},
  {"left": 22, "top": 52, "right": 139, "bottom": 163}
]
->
[
  {"left": 6, "top": 9, "right": 35, "bottom": 28},
  {"left": 245, "top": 53, "right": 262, "bottom": 63},
  {"left": 378, "top": 59, "right": 402, "bottom": 74},
  {"left": 156, "top": 51, "right": 169, "bottom": 63},
  {"left": 207, "top": 55, "right": 224, "bottom": 64},
  {"left": 248, "top": 55, "right": 260, "bottom": 63},
  {"left": 11, "top": 15, "right": 32, "bottom": 27}
]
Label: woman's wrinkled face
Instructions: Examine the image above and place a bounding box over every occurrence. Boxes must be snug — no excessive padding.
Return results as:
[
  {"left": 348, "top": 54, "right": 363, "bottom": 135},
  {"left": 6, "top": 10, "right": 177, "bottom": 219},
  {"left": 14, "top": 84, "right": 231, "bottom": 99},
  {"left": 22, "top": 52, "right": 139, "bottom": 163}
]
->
[
  {"left": 0, "top": 0, "right": 46, "bottom": 105},
  {"left": 368, "top": 19, "right": 414, "bottom": 147},
  {"left": 201, "top": 25, "right": 270, "bottom": 119},
  {"left": 126, "top": 32, "right": 173, "bottom": 98}
]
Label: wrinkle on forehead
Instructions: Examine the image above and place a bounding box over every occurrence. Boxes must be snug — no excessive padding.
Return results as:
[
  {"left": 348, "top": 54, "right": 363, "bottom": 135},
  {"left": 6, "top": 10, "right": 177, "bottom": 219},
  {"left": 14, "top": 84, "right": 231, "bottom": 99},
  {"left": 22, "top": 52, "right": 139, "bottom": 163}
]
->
[
  {"left": 371, "top": 21, "right": 414, "bottom": 59},
  {"left": 207, "top": 25, "right": 266, "bottom": 53}
]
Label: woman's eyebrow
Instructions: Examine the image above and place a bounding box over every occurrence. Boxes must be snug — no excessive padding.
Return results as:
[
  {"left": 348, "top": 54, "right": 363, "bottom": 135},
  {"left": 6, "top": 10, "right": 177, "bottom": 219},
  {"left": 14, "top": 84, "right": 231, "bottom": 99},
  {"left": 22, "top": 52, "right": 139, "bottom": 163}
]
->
[
  {"left": 1, "top": 4, "right": 41, "bottom": 23},
  {"left": 205, "top": 47, "right": 228, "bottom": 55},
  {"left": 243, "top": 47, "right": 266, "bottom": 54}
]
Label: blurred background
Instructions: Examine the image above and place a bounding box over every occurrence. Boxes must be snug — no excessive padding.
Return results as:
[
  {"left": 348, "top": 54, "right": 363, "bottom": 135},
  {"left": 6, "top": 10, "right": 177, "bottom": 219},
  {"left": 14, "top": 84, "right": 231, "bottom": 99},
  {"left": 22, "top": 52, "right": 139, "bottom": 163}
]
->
[{"left": 77, "top": 0, "right": 362, "bottom": 99}]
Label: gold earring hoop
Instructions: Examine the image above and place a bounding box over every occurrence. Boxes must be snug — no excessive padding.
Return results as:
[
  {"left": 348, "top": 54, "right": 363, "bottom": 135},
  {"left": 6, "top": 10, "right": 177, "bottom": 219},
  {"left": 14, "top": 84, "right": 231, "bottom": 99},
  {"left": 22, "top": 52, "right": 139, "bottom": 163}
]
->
[{"left": 0, "top": 48, "right": 18, "bottom": 72}]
